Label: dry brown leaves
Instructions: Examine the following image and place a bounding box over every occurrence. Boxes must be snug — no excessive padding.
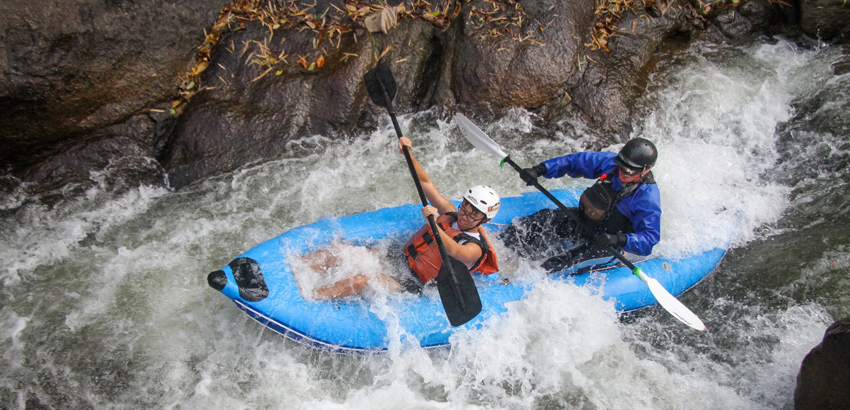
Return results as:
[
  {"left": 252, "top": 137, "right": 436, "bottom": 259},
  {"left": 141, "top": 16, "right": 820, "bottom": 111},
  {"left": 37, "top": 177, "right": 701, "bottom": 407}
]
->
[{"left": 466, "top": 0, "right": 547, "bottom": 46}]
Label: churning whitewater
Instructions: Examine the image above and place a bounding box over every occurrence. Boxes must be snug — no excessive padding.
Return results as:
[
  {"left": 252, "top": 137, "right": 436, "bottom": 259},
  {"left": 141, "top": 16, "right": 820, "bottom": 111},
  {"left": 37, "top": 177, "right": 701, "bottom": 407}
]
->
[{"left": 1, "top": 39, "right": 848, "bottom": 409}]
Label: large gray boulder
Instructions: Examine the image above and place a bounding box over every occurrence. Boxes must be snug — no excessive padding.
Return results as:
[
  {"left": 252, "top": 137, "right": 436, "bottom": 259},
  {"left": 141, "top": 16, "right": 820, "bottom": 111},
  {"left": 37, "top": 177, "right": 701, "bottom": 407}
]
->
[
  {"left": 160, "top": 16, "right": 378, "bottom": 188},
  {"left": 0, "top": 0, "right": 231, "bottom": 196},
  {"left": 161, "top": 0, "right": 602, "bottom": 188},
  {"left": 0, "top": 0, "right": 826, "bottom": 197},
  {"left": 794, "top": 317, "right": 850, "bottom": 410}
]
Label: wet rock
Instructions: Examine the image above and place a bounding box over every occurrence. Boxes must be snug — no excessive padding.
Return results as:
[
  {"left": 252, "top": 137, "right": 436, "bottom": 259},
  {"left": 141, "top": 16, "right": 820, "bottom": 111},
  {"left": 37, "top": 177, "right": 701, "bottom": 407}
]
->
[
  {"left": 799, "top": 0, "right": 850, "bottom": 43},
  {"left": 0, "top": 0, "right": 230, "bottom": 197},
  {"left": 708, "top": 0, "right": 795, "bottom": 40},
  {"left": 441, "top": 0, "right": 595, "bottom": 116},
  {"left": 159, "top": 0, "right": 477, "bottom": 188},
  {"left": 794, "top": 317, "right": 850, "bottom": 410},
  {"left": 162, "top": 0, "right": 604, "bottom": 188},
  {"left": 534, "top": 2, "right": 708, "bottom": 142},
  {"left": 160, "top": 19, "right": 377, "bottom": 188},
  {"left": 0, "top": 0, "right": 828, "bottom": 197}
]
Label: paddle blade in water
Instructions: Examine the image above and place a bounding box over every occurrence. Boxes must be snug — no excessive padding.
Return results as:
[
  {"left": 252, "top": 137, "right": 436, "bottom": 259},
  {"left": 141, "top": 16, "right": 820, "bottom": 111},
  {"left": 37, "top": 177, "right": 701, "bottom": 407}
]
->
[
  {"left": 454, "top": 113, "right": 509, "bottom": 159},
  {"left": 364, "top": 63, "right": 397, "bottom": 108},
  {"left": 634, "top": 267, "right": 706, "bottom": 331},
  {"left": 436, "top": 257, "right": 482, "bottom": 327}
]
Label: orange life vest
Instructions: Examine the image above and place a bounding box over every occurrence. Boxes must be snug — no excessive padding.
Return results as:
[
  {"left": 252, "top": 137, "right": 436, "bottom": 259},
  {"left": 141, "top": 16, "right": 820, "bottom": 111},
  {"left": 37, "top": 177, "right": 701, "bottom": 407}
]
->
[{"left": 403, "top": 213, "right": 499, "bottom": 283}]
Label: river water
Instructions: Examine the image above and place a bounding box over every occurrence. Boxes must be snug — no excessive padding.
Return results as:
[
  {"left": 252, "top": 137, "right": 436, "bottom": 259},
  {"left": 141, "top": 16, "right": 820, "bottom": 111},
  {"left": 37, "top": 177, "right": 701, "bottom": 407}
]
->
[{"left": 1, "top": 38, "right": 848, "bottom": 409}]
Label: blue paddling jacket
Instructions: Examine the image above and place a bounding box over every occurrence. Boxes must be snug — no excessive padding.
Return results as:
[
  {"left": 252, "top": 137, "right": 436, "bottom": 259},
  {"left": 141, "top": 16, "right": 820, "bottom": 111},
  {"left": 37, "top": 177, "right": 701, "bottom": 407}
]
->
[{"left": 541, "top": 151, "right": 661, "bottom": 256}]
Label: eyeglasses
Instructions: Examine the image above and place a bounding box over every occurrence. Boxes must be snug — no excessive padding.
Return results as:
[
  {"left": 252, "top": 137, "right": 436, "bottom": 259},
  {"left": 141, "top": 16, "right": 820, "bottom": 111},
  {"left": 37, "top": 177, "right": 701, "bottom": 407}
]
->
[{"left": 458, "top": 201, "right": 486, "bottom": 222}]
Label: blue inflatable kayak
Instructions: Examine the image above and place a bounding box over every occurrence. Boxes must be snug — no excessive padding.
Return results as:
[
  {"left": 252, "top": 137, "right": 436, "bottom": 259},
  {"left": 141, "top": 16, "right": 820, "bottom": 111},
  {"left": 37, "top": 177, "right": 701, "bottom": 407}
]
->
[{"left": 207, "top": 189, "right": 724, "bottom": 353}]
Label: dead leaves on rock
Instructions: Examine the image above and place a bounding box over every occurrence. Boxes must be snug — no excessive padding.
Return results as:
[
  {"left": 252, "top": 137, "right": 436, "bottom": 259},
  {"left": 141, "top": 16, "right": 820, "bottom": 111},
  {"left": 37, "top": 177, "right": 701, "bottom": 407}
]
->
[
  {"left": 247, "top": 38, "right": 290, "bottom": 81},
  {"left": 178, "top": 0, "right": 467, "bottom": 89},
  {"left": 171, "top": 7, "right": 241, "bottom": 115},
  {"left": 364, "top": 5, "right": 402, "bottom": 34},
  {"left": 467, "top": 0, "right": 546, "bottom": 46},
  {"left": 298, "top": 54, "right": 325, "bottom": 72},
  {"left": 172, "top": 0, "right": 748, "bottom": 117},
  {"left": 585, "top": 0, "right": 747, "bottom": 52},
  {"left": 586, "top": 0, "right": 642, "bottom": 52}
]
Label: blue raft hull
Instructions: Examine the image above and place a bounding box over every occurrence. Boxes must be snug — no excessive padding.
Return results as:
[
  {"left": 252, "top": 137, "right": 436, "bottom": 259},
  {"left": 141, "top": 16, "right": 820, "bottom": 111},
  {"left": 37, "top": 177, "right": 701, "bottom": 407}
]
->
[{"left": 210, "top": 189, "right": 725, "bottom": 353}]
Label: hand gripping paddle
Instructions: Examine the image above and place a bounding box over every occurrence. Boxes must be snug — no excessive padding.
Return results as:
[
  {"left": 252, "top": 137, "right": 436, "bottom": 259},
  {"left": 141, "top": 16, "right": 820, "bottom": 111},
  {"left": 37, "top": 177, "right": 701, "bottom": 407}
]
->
[
  {"left": 364, "top": 64, "right": 482, "bottom": 326},
  {"left": 455, "top": 113, "right": 705, "bottom": 331}
]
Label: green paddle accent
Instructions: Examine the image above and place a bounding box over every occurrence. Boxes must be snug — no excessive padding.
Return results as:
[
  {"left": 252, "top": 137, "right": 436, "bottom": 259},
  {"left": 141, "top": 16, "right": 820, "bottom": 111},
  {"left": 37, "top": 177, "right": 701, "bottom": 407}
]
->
[
  {"left": 364, "top": 64, "right": 482, "bottom": 327},
  {"left": 455, "top": 113, "right": 706, "bottom": 331}
]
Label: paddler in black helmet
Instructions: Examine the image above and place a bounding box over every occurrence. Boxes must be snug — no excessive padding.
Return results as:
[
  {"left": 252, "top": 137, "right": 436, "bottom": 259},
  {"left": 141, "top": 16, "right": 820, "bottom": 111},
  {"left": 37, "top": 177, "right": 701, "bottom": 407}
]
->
[{"left": 499, "top": 138, "right": 661, "bottom": 274}]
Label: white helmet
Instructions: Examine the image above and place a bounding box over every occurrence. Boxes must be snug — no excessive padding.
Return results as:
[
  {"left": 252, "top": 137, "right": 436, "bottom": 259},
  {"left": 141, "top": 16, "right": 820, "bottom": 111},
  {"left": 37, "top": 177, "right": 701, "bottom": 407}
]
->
[{"left": 462, "top": 185, "right": 500, "bottom": 219}]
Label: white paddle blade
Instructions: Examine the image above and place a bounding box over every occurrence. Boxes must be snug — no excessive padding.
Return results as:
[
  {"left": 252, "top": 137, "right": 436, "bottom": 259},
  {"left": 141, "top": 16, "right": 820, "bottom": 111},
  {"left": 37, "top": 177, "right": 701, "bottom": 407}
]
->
[
  {"left": 635, "top": 268, "right": 706, "bottom": 331},
  {"left": 454, "top": 113, "right": 508, "bottom": 159}
]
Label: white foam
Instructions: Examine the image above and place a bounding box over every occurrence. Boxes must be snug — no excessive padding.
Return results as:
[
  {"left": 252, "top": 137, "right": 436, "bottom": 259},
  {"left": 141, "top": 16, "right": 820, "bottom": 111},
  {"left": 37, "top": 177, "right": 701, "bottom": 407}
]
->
[
  {"left": 636, "top": 41, "right": 812, "bottom": 256},
  {"left": 0, "top": 39, "right": 836, "bottom": 410},
  {"left": 0, "top": 184, "right": 168, "bottom": 285}
]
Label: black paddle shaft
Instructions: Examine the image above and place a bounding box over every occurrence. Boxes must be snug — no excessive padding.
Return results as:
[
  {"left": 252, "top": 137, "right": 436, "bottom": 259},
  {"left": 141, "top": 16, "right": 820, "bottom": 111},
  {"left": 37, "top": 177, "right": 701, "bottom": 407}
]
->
[
  {"left": 365, "top": 63, "right": 474, "bottom": 312},
  {"left": 505, "top": 156, "right": 637, "bottom": 271}
]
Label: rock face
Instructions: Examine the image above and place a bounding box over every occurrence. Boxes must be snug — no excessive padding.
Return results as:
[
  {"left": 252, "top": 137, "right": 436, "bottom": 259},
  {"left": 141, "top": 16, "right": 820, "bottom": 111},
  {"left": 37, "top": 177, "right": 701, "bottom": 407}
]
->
[
  {"left": 1, "top": 0, "right": 848, "bottom": 198},
  {"left": 160, "top": 17, "right": 378, "bottom": 188},
  {"left": 800, "top": 0, "right": 850, "bottom": 41},
  {"left": 0, "top": 0, "right": 231, "bottom": 196},
  {"left": 160, "top": 0, "right": 604, "bottom": 188},
  {"left": 794, "top": 317, "right": 850, "bottom": 410}
]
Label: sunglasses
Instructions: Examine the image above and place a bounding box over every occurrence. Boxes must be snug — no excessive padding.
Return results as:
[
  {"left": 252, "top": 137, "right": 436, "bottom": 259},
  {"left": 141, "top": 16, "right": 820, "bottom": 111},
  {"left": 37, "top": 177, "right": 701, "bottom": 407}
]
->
[{"left": 619, "top": 164, "right": 643, "bottom": 176}]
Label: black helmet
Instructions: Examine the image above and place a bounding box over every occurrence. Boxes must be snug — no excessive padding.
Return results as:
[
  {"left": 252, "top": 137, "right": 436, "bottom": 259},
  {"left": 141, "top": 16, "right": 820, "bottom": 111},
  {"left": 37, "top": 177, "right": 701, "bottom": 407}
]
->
[{"left": 614, "top": 138, "right": 657, "bottom": 170}]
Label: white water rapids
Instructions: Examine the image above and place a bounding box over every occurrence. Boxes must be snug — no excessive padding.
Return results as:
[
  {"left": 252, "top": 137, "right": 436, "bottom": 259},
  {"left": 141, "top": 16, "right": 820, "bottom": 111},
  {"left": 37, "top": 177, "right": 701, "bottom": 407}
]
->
[{"left": 2, "top": 39, "right": 848, "bottom": 409}]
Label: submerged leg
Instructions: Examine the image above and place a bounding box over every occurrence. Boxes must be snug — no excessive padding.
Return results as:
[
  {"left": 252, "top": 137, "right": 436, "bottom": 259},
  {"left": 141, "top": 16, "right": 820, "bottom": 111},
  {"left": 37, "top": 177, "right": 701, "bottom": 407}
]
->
[
  {"left": 313, "top": 272, "right": 402, "bottom": 299},
  {"left": 304, "top": 249, "right": 341, "bottom": 272},
  {"left": 369, "top": 272, "right": 402, "bottom": 293},
  {"left": 543, "top": 243, "right": 616, "bottom": 275},
  {"left": 500, "top": 208, "right": 586, "bottom": 263},
  {"left": 500, "top": 209, "right": 566, "bottom": 258},
  {"left": 314, "top": 274, "right": 370, "bottom": 299}
]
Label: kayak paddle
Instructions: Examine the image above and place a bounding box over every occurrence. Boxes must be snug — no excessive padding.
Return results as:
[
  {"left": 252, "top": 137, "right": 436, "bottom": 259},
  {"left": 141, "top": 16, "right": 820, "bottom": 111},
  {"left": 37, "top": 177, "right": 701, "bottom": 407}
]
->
[
  {"left": 454, "top": 113, "right": 706, "bottom": 331},
  {"left": 364, "top": 64, "right": 482, "bottom": 326}
]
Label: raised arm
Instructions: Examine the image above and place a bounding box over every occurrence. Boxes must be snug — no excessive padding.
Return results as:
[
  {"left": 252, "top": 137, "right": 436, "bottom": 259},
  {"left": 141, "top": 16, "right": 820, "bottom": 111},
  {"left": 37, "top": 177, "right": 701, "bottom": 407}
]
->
[{"left": 398, "top": 137, "right": 456, "bottom": 214}]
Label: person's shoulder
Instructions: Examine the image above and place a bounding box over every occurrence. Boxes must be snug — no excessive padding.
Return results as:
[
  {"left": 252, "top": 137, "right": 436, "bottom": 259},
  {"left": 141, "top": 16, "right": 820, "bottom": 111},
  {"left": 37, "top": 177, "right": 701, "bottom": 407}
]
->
[
  {"left": 575, "top": 151, "right": 617, "bottom": 158},
  {"left": 637, "top": 180, "right": 659, "bottom": 193},
  {"left": 634, "top": 183, "right": 661, "bottom": 204},
  {"left": 587, "top": 151, "right": 618, "bottom": 166}
]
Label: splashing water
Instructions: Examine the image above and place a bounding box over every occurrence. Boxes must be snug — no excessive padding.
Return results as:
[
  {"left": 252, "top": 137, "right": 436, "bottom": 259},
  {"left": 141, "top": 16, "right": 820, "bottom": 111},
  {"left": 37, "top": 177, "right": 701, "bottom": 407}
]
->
[{"left": 1, "top": 39, "right": 847, "bottom": 409}]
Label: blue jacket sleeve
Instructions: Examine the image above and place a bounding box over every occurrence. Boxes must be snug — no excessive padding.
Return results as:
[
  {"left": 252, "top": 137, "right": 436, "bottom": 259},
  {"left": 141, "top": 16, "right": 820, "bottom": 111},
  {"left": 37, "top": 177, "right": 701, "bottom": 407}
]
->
[
  {"left": 541, "top": 151, "right": 661, "bottom": 255},
  {"left": 616, "top": 184, "right": 661, "bottom": 255},
  {"left": 541, "top": 152, "right": 619, "bottom": 180}
]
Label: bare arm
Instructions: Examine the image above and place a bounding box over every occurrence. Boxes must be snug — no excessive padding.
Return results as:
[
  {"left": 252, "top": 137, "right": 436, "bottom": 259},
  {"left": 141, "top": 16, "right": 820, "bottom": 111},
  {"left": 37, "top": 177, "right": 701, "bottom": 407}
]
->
[{"left": 399, "top": 137, "right": 456, "bottom": 214}]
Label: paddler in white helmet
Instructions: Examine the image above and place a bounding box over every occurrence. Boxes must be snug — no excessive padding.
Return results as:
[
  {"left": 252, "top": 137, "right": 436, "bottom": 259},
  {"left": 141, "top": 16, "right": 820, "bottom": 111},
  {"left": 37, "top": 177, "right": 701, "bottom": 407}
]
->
[{"left": 306, "top": 136, "right": 500, "bottom": 299}]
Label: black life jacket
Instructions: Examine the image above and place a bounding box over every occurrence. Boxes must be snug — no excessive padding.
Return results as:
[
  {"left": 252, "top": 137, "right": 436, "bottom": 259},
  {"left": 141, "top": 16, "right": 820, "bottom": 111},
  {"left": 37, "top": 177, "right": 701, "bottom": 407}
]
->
[{"left": 578, "top": 170, "right": 655, "bottom": 234}]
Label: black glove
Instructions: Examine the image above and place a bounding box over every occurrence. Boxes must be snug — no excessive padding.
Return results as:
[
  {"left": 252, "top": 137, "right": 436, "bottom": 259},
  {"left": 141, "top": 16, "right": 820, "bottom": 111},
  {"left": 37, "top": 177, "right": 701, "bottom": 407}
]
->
[
  {"left": 520, "top": 164, "right": 547, "bottom": 185},
  {"left": 594, "top": 232, "right": 627, "bottom": 249}
]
